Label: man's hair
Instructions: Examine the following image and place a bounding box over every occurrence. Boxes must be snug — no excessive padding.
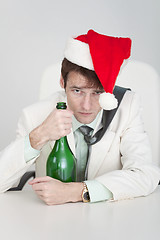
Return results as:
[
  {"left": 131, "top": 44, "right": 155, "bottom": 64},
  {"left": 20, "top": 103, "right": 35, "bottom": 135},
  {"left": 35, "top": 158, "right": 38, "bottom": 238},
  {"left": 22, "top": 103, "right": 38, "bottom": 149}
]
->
[{"left": 61, "top": 58, "right": 103, "bottom": 89}]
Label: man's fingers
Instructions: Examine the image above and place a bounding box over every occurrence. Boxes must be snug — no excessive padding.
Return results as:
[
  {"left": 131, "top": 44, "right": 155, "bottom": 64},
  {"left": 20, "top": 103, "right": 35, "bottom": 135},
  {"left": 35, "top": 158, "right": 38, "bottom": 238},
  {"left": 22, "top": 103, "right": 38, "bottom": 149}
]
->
[
  {"left": 57, "top": 109, "right": 73, "bottom": 118},
  {"left": 31, "top": 182, "right": 45, "bottom": 191},
  {"left": 29, "top": 176, "right": 51, "bottom": 185}
]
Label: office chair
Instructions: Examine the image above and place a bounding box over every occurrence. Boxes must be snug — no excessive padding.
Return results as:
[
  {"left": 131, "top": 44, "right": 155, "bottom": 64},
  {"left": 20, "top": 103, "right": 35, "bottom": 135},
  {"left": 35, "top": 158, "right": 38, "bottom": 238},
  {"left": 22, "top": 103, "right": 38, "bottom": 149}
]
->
[{"left": 8, "top": 60, "right": 160, "bottom": 191}]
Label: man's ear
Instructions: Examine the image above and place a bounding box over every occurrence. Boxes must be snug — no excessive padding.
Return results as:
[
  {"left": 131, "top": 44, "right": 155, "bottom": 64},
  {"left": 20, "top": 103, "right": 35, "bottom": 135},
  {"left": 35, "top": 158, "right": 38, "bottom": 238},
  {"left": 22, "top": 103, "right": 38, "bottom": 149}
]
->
[{"left": 60, "top": 75, "right": 65, "bottom": 88}]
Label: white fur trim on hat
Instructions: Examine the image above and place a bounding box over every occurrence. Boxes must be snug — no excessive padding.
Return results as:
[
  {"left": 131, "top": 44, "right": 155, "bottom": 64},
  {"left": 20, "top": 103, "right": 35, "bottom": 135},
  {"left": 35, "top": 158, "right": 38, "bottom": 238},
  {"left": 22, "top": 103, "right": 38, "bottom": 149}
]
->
[
  {"left": 64, "top": 37, "right": 94, "bottom": 70},
  {"left": 99, "top": 92, "right": 118, "bottom": 110}
]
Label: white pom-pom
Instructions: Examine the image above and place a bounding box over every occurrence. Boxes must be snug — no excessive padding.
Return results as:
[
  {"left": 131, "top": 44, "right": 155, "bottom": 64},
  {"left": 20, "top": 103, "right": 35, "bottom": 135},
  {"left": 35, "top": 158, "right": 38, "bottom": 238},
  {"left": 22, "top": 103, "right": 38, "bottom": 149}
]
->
[{"left": 99, "top": 92, "right": 118, "bottom": 110}]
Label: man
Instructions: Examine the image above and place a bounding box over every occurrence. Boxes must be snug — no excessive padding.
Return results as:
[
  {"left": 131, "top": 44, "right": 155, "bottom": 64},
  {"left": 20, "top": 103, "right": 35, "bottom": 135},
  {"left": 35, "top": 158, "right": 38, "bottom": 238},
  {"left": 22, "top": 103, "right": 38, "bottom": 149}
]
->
[{"left": 0, "top": 29, "right": 160, "bottom": 205}]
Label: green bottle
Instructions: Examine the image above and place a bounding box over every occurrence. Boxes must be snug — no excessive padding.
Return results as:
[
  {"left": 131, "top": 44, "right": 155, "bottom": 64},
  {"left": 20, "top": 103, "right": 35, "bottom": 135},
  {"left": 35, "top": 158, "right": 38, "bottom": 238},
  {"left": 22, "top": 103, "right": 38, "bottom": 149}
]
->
[{"left": 46, "top": 102, "right": 77, "bottom": 182}]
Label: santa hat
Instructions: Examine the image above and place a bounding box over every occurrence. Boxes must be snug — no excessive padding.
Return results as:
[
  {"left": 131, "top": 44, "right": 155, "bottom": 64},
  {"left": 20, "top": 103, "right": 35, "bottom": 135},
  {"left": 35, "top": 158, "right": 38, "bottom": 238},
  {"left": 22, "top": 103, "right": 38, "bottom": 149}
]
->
[{"left": 64, "top": 29, "right": 132, "bottom": 110}]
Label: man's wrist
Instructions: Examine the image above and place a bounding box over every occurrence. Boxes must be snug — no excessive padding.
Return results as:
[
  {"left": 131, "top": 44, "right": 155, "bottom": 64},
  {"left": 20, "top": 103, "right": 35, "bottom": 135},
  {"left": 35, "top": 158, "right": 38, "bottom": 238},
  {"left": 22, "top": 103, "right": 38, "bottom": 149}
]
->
[
  {"left": 65, "top": 182, "right": 83, "bottom": 203},
  {"left": 24, "top": 135, "right": 41, "bottom": 162},
  {"left": 29, "top": 125, "right": 49, "bottom": 150}
]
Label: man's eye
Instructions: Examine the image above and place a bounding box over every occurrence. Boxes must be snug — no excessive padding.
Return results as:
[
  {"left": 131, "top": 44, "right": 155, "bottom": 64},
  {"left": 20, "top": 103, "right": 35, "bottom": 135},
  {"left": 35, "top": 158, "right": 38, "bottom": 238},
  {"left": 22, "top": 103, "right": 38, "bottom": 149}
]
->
[
  {"left": 74, "top": 89, "right": 80, "bottom": 93},
  {"left": 94, "top": 91, "right": 102, "bottom": 95}
]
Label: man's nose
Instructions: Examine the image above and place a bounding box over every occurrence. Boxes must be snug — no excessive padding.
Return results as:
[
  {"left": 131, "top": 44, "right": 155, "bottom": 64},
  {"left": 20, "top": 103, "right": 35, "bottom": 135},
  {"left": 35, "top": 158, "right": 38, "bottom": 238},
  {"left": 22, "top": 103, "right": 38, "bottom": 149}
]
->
[{"left": 82, "top": 94, "right": 91, "bottom": 111}]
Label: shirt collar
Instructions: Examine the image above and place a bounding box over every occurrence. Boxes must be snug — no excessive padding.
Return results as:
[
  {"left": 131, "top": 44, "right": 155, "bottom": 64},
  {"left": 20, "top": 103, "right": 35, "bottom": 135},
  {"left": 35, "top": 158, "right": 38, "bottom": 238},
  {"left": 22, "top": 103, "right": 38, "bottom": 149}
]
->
[{"left": 72, "top": 110, "right": 102, "bottom": 132}]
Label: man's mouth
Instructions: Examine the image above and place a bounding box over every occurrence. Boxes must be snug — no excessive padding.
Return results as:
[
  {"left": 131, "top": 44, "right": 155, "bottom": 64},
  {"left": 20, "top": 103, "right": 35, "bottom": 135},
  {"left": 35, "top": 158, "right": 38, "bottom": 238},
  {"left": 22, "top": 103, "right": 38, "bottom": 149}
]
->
[{"left": 79, "top": 112, "right": 92, "bottom": 116}]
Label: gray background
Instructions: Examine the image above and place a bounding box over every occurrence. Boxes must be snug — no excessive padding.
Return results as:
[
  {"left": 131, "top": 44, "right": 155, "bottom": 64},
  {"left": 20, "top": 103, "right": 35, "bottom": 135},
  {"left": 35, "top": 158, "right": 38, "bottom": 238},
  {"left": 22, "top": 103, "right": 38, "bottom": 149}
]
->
[{"left": 0, "top": 0, "right": 159, "bottom": 149}]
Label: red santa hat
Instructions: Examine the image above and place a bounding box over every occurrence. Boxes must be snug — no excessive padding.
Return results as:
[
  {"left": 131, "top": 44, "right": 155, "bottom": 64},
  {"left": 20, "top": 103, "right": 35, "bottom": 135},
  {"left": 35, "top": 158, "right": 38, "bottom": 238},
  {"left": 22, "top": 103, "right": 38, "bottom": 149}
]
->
[{"left": 64, "top": 29, "right": 132, "bottom": 110}]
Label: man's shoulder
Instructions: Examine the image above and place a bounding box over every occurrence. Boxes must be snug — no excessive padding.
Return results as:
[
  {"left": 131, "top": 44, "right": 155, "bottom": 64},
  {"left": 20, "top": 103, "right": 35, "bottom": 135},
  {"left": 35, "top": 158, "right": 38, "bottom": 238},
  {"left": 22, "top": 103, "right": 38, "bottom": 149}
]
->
[
  {"left": 115, "top": 89, "right": 142, "bottom": 125},
  {"left": 21, "top": 91, "right": 67, "bottom": 127},
  {"left": 23, "top": 91, "right": 66, "bottom": 113}
]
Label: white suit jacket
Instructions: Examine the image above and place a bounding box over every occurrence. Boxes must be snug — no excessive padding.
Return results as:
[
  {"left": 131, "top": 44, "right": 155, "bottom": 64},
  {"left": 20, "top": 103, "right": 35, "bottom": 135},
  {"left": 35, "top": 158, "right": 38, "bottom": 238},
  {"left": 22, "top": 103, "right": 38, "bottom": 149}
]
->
[{"left": 0, "top": 90, "right": 160, "bottom": 200}]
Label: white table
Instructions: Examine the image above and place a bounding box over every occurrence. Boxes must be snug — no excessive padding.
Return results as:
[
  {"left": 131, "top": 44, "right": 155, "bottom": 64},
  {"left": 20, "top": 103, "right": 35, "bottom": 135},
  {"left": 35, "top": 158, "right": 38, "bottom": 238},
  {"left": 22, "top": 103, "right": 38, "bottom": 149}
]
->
[{"left": 0, "top": 186, "right": 160, "bottom": 240}]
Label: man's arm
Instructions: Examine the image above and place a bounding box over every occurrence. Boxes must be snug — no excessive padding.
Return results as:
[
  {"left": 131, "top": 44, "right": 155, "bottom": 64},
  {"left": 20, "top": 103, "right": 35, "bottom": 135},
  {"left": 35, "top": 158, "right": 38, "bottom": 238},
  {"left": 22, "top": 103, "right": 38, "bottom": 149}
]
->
[
  {"left": 0, "top": 137, "right": 37, "bottom": 193},
  {"left": 94, "top": 92, "right": 160, "bottom": 200},
  {"left": 0, "top": 107, "right": 41, "bottom": 193},
  {"left": 0, "top": 102, "right": 73, "bottom": 194}
]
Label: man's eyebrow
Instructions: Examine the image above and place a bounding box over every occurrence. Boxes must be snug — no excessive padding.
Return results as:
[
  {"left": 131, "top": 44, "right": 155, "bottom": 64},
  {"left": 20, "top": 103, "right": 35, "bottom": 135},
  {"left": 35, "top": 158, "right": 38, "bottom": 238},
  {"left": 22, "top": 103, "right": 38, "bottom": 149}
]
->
[
  {"left": 69, "top": 86, "right": 104, "bottom": 91},
  {"left": 69, "top": 86, "right": 86, "bottom": 89}
]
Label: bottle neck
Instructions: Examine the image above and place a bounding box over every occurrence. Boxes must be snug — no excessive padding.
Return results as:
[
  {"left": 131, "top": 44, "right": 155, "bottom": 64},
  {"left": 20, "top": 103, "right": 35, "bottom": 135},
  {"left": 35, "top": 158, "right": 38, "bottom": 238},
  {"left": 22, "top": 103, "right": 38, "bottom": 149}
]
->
[
  {"left": 58, "top": 136, "right": 68, "bottom": 143},
  {"left": 55, "top": 136, "right": 68, "bottom": 151}
]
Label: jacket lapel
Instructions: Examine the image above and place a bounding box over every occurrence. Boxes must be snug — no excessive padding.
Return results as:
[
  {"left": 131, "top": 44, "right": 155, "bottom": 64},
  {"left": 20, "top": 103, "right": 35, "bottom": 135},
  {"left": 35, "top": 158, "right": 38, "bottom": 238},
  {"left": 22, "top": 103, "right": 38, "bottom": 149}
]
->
[
  {"left": 87, "top": 130, "right": 115, "bottom": 179},
  {"left": 67, "top": 131, "right": 76, "bottom": 156}
]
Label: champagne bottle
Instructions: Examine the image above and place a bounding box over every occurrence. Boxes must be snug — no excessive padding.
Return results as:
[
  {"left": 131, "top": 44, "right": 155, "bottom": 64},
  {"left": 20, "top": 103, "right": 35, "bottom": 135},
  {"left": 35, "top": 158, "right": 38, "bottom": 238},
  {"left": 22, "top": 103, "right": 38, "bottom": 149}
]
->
[{"left": 46, "top": 102, "right": 77, "bottom": 182}]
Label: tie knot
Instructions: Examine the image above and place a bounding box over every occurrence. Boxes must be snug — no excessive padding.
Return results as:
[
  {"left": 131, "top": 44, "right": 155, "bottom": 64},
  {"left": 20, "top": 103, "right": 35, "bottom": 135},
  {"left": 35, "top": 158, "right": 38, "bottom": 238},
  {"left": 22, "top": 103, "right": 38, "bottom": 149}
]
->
[
  {"left": 79, "top": 126, "right": 93, "bottom": 137},
  {"left": 79, "top": 125, "right": 98, "bottom": 145}
]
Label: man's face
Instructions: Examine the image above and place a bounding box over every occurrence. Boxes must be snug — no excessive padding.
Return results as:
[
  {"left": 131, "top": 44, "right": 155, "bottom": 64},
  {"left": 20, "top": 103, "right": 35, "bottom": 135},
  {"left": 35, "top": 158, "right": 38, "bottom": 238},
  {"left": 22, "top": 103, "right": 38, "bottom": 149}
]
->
[{"left": 60, "top": 71, "right": 104, "bottom": 124}]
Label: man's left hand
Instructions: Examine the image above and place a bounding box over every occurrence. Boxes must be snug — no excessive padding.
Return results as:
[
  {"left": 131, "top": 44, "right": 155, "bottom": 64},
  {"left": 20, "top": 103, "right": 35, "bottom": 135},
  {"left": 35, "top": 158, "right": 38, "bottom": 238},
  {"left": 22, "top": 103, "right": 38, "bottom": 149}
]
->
[{"left": 29, "top": 176, "right": 83, "bottom": 205}]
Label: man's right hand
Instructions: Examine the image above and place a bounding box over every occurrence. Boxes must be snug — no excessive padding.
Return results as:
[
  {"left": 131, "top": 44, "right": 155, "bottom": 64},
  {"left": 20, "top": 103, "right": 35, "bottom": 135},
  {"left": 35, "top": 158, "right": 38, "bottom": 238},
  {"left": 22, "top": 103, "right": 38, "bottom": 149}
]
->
[{"left": 29, "top": 108, "right": 73, "bottom": 150}]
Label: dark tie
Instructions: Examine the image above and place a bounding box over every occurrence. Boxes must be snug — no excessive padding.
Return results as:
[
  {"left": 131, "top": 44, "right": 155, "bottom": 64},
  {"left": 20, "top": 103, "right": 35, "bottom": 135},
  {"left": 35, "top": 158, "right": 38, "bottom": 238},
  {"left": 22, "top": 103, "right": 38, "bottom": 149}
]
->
[
  {"left": 78, "top": 126, "right": 93, "bottom": 180},
  {"left": 79, "top": 126, "right": 94, "bottom": 145}
]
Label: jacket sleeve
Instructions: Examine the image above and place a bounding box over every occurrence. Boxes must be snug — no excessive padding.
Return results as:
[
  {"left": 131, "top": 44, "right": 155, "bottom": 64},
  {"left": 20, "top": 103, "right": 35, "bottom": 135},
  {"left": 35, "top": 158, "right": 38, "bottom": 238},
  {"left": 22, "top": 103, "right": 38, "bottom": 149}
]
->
[
  {"left": 95, "top": 92, "right": 160, "bottom": 201},
  {"left": 0, "top": 110, "right": 40, "bottom": 193}
]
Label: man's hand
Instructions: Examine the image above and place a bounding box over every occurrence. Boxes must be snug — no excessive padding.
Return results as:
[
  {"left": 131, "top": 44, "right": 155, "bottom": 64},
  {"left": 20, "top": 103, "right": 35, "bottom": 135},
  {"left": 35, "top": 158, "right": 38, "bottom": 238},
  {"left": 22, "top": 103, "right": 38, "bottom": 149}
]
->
[
  {"left": 29, "top": 176, "right": 83, "bottom": 205},
  {"left": 29, "top": 108, "right": 73, "bottom": 150}
]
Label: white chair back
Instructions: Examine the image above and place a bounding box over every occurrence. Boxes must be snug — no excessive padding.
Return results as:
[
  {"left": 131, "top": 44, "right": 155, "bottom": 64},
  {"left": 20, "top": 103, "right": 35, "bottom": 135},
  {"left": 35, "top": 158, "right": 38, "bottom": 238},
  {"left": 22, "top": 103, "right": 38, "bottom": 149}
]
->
[
  {"left": 40, "top": 60, "right": 160, "bottom": 166},
  {"left": 116, "top": 60, "right": 160, "bottom": 166},
  {"left": 39, "top": 62, "right": 62, "bottom": 100}
]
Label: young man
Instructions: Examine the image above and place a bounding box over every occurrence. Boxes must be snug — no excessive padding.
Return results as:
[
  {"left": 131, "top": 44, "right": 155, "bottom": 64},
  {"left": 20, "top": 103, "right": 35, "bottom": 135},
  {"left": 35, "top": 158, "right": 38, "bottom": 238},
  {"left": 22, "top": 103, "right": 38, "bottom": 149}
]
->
[{"left": 0, "top": 30, "right": 160, "bottom": 205}]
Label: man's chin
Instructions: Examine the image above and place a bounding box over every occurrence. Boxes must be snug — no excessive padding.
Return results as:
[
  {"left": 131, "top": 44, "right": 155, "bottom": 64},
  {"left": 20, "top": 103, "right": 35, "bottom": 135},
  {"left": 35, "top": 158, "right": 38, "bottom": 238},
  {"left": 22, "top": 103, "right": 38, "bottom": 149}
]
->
[{"left": 75, "top": 114, "right": 95, "bottom": 124}]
